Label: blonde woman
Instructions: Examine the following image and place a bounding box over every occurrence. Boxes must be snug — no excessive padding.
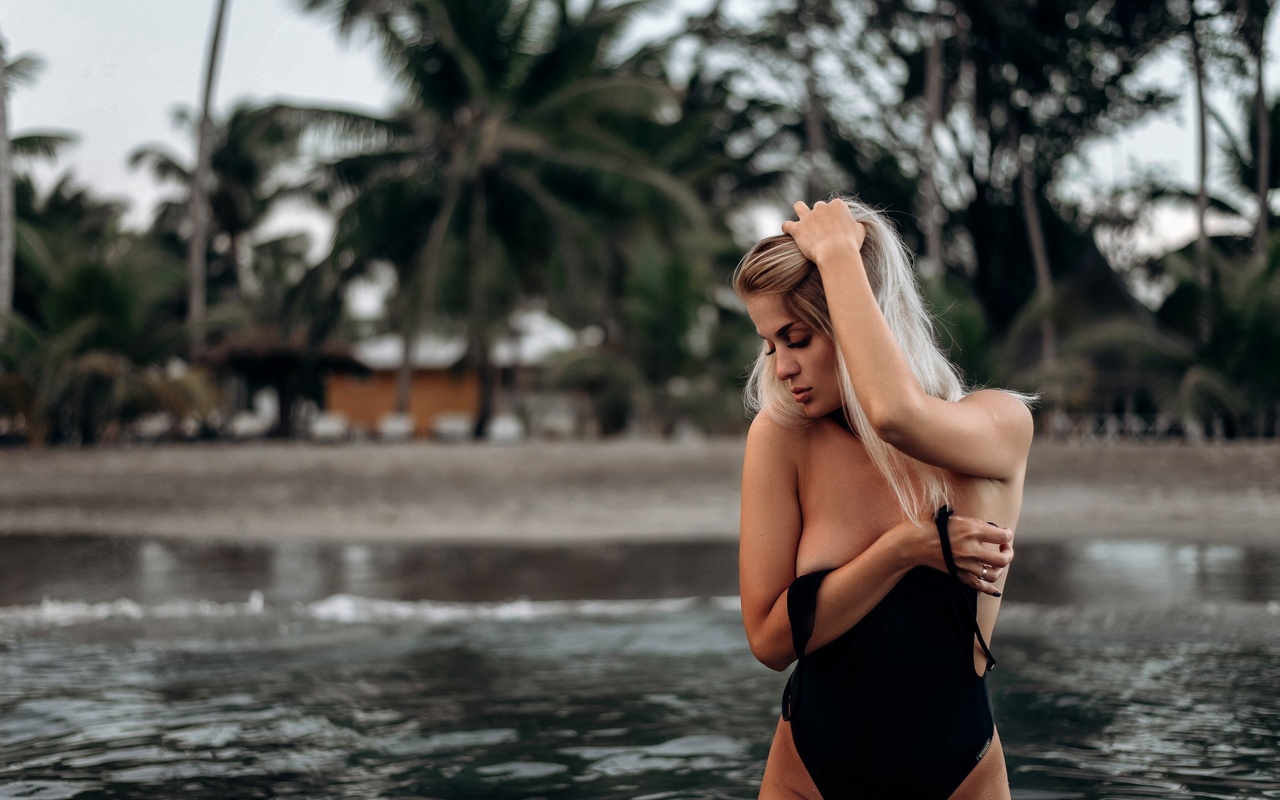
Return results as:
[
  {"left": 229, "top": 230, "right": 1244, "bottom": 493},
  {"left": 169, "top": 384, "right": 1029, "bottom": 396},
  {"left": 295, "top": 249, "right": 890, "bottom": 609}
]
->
[{"left": 734, "top": 198, "right": 1033, "bottom": 799}]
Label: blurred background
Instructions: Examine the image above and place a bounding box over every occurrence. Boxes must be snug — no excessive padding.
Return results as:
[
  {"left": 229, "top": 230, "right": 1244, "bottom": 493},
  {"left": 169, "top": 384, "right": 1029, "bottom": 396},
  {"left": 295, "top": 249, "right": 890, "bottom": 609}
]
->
[{"left": 2, "top": 0, "right": 1278, "bottom": 445}]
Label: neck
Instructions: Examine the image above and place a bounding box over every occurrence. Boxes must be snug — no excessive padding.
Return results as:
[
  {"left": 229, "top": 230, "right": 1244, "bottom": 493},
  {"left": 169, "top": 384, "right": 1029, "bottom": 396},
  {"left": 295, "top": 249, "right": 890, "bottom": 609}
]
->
[{"left": 826, "top": 408, "right": 855, "bottom": 435}]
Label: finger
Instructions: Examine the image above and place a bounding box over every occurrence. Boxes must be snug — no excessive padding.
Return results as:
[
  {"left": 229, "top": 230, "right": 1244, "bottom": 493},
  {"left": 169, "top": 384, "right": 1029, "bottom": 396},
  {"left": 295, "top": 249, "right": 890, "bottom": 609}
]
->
[
  {"left": 982, "top": 526, "right": 1013, "bottom": 546},
  {"left": 961, "top": 572, "right": 1002, "bottom": 597},
  {"left": 979, "top": 543, "right": 1013, "bottom": 568},
  {"left": 793, "top": 201, "right": 810, "bottom": 215},
  {"left": 954, "top": 514, "right": 1010, "bottom": 536},
  {"left": 969, "top": 559, "right": 1002, "bottom": 583},
  {"left": 954, "top": 517, "right": 1012, "bottom": 546},
  {"left": 976, "top": 562, "right": 1004, "bottom": 582},
  {"left": 781, "top": 220, "right": 794, "bottom": 235}
]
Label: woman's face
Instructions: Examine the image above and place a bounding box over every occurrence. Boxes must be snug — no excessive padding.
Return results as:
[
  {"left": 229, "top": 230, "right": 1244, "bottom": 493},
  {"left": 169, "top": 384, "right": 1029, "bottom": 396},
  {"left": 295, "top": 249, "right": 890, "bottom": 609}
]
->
[{"left": 744, "top": 292, "right": 842, "bottom": 419}]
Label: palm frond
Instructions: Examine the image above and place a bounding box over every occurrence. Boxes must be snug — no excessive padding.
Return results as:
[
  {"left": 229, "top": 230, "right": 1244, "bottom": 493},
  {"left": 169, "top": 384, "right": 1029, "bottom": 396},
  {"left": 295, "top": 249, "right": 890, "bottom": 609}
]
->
[
  {"left": 261, "top": 102, "right": 412, "bottom": 155},
  {"left": 1061, "top": 317, "right": 1194, "bottom": 367},
  {"left": 419, "top": 0, "right": 490, "bottom": 99},
  {"left": 531, "top": 75, "right": 676, "bottom": 119},
  {"left": 128, "top": 144, "right": 192, "bottom": 185},
  {"left": 1177, "top": 365, "right": 1247, "bottom": 417},
  {"left": 10, "top": 131, "right": 78, "bottom": 161},
  {"left": 1, "top": 54, "right": 45, "bottom": 88},
  {"left": 14, "top": 220, "right": 58, "bottom": 285}
]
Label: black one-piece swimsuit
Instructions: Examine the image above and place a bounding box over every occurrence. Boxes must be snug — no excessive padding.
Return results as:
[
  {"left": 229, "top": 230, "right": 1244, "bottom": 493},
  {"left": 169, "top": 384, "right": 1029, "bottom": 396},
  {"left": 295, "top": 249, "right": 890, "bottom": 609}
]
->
[{"left": 780, "top": 506, "right": 997, "bottom": 800}]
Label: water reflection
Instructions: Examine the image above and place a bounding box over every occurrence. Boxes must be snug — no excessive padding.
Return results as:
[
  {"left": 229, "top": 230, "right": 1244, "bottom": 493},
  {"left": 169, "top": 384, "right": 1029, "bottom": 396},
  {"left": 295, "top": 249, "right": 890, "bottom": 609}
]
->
[
  {"left": 1004, "top": 541, "right": 1280, "bottom": 606},
  {"left": 0, "top": 534, "right": 1278, "bottom": 608},
  {"left": 1, "top": 601, "right": 1276, "bottom": 799},
  {"left": 2, "top": 532, "right": 1279, "bottom": 798}
]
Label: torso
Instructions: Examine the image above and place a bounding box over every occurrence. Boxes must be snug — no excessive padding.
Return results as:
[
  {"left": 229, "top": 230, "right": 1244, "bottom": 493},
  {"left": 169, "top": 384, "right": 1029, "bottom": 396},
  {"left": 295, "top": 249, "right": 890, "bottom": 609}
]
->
[
  {"left": 794, "top": 414, "right": 1023, "bottom": 568},
  {"left": 790, "top": 414, "right": 1024, "bottom": 670},
  {"left": 767, "top": 414, "right": 1023, "bottom": 799}
]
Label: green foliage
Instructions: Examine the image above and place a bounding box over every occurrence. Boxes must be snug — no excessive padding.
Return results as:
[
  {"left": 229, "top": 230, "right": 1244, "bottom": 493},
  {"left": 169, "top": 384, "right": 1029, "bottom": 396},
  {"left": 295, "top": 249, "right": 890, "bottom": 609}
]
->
[
  {"left": 6, "top": 0, "right": 1280, "bottom": 441},
  {"left": 548, "top": 350, "right": 644, "bottom": 436},
  {"left": 0, "top": 175, "right": 218, "bottom": 445}
]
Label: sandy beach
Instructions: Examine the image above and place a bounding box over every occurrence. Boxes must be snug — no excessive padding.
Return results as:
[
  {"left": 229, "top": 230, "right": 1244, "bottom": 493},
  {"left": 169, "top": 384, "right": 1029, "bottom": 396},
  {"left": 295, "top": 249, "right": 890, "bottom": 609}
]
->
[{"left": 2, "top": 439, "right": 1278, "bottom": 546}]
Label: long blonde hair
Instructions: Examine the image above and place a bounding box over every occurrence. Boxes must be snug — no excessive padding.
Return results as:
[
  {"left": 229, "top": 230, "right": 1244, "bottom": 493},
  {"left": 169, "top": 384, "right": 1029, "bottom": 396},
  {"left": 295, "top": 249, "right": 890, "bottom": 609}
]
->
[{"left": 732, "top": 197, "right": 965, "bottom": 520}]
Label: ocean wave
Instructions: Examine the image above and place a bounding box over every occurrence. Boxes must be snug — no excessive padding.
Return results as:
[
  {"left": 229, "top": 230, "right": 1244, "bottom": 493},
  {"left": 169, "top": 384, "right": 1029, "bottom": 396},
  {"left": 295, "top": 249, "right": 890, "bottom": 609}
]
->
[
  {"left": 0, "top": 592, "right": 266, "bottom": 626},
  {"left": 298, "top": 594, "right": 723, "bottom": 623},
  {"left": 0, "top": 592, "right": 741, "bottom": 627},
  {"left": 3, "top": 593, "right": 1276, "bottom": 638}
]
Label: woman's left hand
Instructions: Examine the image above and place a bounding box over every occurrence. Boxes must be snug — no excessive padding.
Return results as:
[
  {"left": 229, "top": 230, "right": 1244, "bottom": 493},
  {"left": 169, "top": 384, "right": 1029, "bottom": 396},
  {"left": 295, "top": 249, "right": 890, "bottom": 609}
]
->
[{"left": 781, "top": 200, "right": 866, "bottom": 269}]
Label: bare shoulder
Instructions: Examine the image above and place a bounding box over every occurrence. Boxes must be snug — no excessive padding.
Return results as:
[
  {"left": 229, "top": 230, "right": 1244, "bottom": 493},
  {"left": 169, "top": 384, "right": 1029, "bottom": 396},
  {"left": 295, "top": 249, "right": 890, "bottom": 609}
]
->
[
  {"left": 959, "top": 389, "right": 1035, "bottom": 454},
  {"left": 745, "top": 411, "right": 809, "bottom": 464}
]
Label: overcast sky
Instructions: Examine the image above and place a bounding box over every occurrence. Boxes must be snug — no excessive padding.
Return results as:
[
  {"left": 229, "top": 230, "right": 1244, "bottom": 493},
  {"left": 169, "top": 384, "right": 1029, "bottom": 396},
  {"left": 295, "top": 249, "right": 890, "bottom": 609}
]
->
[
  {"left": 3, "top": 0, "right": 1278, "bottom": 256},
  {"left": 2, "top": 0, "right": 399, "bottom": 237}
]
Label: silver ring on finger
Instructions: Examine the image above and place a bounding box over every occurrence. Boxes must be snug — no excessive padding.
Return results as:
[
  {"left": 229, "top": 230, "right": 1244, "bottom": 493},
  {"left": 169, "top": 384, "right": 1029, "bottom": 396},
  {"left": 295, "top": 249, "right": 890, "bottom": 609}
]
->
[{"left": 980, "top": 564, "right": 989, "bottom": 581}]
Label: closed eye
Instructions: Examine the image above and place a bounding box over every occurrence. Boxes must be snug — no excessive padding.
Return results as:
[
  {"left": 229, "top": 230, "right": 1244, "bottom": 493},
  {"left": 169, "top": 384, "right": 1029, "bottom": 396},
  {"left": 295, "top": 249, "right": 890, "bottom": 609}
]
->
[{"left": 764, "top": 337, "right": 811, "bottom": 356}]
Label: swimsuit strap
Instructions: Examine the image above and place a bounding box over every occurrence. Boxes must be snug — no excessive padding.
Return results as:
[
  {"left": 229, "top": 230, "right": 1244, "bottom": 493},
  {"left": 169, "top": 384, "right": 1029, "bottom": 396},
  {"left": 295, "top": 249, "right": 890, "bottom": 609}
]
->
[
  {"left": 934, "top": 505, "right": 997, "bottom": 674},
  {"left": 781, "top": 569, "right": 833, "bottom": 721}
]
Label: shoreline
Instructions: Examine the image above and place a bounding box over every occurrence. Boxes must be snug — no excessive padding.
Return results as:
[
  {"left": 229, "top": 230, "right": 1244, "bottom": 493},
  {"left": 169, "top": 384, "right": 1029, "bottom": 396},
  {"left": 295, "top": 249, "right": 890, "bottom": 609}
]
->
[{"left": 3, "top": 439, "right": 1279, "bottom": 547}]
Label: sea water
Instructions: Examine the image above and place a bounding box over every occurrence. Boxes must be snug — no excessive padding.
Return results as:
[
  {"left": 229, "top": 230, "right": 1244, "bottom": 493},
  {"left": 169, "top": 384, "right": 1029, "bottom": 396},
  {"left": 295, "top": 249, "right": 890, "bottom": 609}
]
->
[{"left": 1, "top": 536, "right": 1278, "bottom": 799}]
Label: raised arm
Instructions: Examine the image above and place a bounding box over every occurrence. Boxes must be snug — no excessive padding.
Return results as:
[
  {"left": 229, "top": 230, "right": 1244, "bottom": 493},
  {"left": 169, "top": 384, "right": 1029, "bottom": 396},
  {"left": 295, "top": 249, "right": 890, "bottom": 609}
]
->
[
  {"left": 781, "top": 200, "right": 1033, "bottom": 481},
  {"left": 739, "top": 414, "right": 1012, "bottom": 671}
]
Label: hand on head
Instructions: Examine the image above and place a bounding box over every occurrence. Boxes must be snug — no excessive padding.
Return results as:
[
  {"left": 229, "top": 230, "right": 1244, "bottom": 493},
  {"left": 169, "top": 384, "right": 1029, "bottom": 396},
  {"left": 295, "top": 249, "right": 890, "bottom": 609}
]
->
[{"left": 781, "top": 200, "right": 867, "bottom": 267}]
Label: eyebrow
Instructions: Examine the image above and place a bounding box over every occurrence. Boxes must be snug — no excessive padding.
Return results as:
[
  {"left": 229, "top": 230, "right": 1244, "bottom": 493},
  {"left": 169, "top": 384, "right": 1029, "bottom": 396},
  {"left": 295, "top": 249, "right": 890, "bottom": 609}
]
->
[{"left": 756, "top": 321, "right": 801, "bottom": 341}]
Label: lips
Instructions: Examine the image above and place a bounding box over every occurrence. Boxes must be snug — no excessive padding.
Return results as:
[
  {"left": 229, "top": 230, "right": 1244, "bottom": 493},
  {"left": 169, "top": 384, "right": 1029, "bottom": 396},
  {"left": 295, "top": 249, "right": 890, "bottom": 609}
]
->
[{"left": 791, "top": 387, "right": 812, "bottom": 403}]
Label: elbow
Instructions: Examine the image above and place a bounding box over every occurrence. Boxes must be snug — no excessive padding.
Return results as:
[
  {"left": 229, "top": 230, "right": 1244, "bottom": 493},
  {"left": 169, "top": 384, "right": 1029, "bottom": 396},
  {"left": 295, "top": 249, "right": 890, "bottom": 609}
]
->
[
  {"left": 747, "top": 630, "right": 795, "bottom": 673},
  {"left": 863, "top": 395, "right": 921, "bottom": 445}
]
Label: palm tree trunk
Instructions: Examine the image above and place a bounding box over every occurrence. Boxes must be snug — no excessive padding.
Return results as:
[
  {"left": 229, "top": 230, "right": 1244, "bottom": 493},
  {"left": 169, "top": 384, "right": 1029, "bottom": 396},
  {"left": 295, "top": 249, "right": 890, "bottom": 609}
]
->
[
  {"left": 394, "top": 167, "right": 465, "bottom": 414},
  {"left": 231, "top": 231, "right": 256, "bottom": 298},
  {"left": 802, "top": 48, "right": 827, "bottom": 201},
  {"left": 187, "top": 0, "right": 231, "bottom": 358},
  {"left": 918, "top": 12, "right": 946, "bottom": 281},
  {"left": 467, "top": 177, "right": 493, "bottom": 440},
  {"left": 1189, "top": 5, "right": 1210, "bottom": 286},
  {"left": 1010, "top": 114, "right": 1056, "bottom": 367},
  {"left": 1254, "top": 45, "right": 1270, "bottom": 263},
  {"left": 0, "top": 37, "right": 14, "bottom": 338},
  {"left": 1188, "top": 5, "right": 1214, "bottom": 348},
  {"left": 798, "top": 0, "right": 827, "bottom": 201},
  {"left": 394, "top": 307, "right": 419, "bottom": 419}
]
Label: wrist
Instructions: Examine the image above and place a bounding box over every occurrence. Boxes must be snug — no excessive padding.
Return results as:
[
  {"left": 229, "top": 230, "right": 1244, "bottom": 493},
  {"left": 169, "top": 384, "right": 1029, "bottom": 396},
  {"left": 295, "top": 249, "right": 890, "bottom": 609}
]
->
[
  {"left": 812, "top": 238, "right": 864, "bottom": 275},
  {"left": 886, "top": 520, "right": 932, "bottom": 572}
]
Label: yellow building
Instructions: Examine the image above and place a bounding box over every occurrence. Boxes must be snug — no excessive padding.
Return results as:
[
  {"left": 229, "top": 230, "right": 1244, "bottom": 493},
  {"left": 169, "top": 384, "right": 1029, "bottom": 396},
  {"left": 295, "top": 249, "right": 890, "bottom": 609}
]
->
[
  {"left": 324, "top": 333, "right": 476, "bottom": 438},
  {"left": 326, "top": 309, "right": 581, "bottom": 439}
]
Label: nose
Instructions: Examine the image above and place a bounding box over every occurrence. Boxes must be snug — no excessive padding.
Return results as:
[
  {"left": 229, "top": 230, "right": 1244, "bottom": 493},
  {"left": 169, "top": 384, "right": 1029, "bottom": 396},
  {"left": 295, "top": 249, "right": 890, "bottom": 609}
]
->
[{"left": 774, "top": 349, "right": 799, "bottom": 382}]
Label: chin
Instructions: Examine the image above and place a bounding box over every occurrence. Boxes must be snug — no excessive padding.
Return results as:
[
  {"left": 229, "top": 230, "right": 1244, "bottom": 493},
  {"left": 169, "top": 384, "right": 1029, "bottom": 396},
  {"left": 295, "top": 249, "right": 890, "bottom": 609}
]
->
[{"left": 801, "top": 400, "right": 842, "bottom": 419}]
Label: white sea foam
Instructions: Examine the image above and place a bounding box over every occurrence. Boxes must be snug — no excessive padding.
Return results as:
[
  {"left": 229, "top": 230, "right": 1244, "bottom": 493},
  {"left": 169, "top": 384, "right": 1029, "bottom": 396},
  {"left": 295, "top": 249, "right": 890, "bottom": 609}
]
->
[
  {"left": 0, "top": 591, "right": 266, "bottom": 626},
  {"left": 0, "top": 592, "right": 727, "bottom": 627},
  {"left": 8, "top": 593, "right": 1276, "bottom": 639},
  {"left": 300, "top": 594, "right": 706, "bottom": 623}
]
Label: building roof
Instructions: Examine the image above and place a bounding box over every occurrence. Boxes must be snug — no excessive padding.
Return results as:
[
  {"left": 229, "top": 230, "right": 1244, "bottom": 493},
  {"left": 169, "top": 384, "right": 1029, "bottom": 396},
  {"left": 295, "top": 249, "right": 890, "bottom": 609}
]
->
[
  {"left": 352, "top": 308, "right": 581, "bottom": 371},
  {"left": 492, "top": 308, "right": 579, "bottom": 368},
  {"left": 353, "top": 332, "right": 466, "bottom": 371}
]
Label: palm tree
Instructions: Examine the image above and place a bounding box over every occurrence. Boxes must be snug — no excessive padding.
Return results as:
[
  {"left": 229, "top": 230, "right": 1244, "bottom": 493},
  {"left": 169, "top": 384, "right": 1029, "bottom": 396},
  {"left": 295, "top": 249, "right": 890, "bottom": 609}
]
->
[
  {"left": 1229, "top": 0, "right": 1277, "bottom": 261},
  {"left": 0, "top": 177, "right": 217, "bottom": 444},
  {"left": 186, "top": 0, "right": 232, "bottom": 356},
  {"left": 130, "top": 102, "right": 315, "bottom": 305},
  {"left": 0, "top": 38, "right": 55, "bottom": 334},
  {"left": 299, "top": 0, "right": 704, "bottom": 436}
]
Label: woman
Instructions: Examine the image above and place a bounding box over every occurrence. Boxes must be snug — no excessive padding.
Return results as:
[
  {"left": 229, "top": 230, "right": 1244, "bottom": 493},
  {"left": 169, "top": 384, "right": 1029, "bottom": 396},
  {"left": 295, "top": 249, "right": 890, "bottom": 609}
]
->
[{"left": 734, "top": 197, "right": 1033, "bottom": 799}]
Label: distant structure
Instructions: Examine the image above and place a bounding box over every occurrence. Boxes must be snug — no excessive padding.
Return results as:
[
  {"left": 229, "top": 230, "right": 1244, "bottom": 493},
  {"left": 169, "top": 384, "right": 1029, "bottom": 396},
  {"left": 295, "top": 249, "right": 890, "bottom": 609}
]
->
[{"left": 326, "top": 307, "right": 583, "bottom": 439}]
